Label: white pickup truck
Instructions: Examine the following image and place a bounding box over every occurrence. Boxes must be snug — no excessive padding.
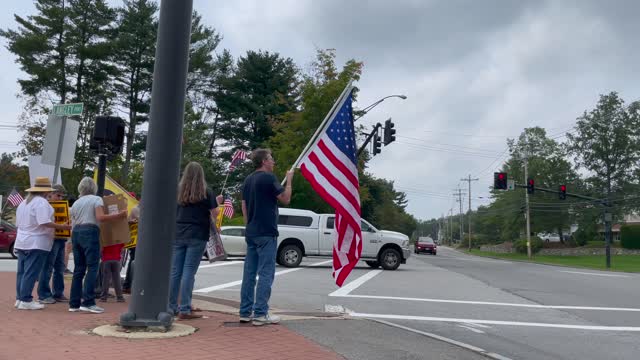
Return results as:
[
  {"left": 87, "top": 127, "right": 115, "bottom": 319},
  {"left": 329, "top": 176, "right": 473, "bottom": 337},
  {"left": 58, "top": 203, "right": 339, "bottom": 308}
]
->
[{"left": 220, "top": 208, "right": 411, "bottom": 270}]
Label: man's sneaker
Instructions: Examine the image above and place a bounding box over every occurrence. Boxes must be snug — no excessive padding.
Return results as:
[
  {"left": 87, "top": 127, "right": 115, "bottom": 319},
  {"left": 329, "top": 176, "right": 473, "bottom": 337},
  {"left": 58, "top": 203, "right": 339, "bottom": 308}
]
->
[
  {"left": 53, "top": 295, "right": 69, "bottom": 302},
  {"left": 116, "top": 297, "right": 126, "bottom": 303},
  {"left": 239, "top": 316, "right": 252, "bottom": 323},
  {"left": 79, "top": 305, "right": 104, "bottom": 314},
  {"left": 69, "top": 307, "right": 81, "bottom": 312},
  {"left": 39, "top": 297, "right": 56, "bottom": 304},
  {"left": 14, "top": 300, "right": 20, "bottom": 308},
  {"left": 18, "top": 301, "right": 45, "bottom": 310},
  {"left": 252, "top": 313, "right": 280, "bottom": 326}
]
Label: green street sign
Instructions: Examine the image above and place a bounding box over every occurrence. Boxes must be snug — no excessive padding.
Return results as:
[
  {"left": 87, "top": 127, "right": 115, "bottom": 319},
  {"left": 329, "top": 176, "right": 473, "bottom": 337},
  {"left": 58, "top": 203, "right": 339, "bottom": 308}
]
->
[{"left": 52, "top": 103, "right": 84, "bottom": 116}]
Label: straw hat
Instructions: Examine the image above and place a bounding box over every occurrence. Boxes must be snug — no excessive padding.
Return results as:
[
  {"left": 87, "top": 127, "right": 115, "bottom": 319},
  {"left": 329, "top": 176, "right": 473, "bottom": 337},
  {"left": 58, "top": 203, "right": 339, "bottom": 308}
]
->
[{"left": 26, "top": 177, "right": 55, "bottom": 192}]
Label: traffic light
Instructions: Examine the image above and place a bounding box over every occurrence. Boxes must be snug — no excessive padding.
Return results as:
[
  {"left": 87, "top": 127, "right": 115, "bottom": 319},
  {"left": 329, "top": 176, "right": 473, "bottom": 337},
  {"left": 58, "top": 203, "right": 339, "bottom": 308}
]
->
[
  {"left": 559, "top": 185, "right": 567, "bottom": 200},
  {"left": 493, "top": 172, "right": 507, "bottom": 190},
  {"left": 373, "top": 132, "right": 382, "bottom": 155},
  {"left": 527, "top": 178, "right": 535, "bottom": 194},
  {"left": 383, "top": 118, "right": 396, "bottom": 146}
]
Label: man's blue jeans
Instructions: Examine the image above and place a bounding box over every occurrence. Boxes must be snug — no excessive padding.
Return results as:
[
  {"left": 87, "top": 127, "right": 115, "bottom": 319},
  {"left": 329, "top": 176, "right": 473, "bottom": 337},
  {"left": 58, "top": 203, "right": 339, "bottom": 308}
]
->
[
  {"left": 239, "top": 236, "right": 277, "bottom": 318},
  {"left": 38, "top": 239, "right": 67, "bottom": 299},
  {"left": 69, "top": 225, "right": 101, "bottom": 308},
  {"left": 169, "top": 238, "right": 206, "bottom": 315},
  {"left": 16, "top": 249, "right": 49, "bottom": 302}
]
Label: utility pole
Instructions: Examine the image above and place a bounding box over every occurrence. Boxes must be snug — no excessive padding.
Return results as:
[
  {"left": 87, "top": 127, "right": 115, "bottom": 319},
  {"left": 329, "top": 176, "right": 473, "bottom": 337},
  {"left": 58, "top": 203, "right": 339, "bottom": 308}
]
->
[
  {"left": 523, "top": 134, "right": 532, "bottom": 259},
  {"left": 461, "top": 175, "right": 479, "bottom": 251},
  {"left": 453, "top": 188, "right": 465, "bottom": 244}
]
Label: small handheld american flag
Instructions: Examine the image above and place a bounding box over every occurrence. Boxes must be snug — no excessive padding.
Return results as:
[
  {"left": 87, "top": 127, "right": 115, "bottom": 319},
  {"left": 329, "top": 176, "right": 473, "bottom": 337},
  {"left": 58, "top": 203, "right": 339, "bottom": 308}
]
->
[
  {"left": 7, "top": 189, "right": 24, "bottom": 207},
  {"left": 228, "top": 150, "right": 248, "bottom": 171},
  {"left": 223, "top": 197, "right": 234, "bottom": 218}
]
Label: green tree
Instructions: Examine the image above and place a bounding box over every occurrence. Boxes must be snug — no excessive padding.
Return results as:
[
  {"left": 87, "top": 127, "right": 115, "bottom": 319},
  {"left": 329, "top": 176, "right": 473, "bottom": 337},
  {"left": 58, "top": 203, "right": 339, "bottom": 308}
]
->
[
  {"left": 567, "top": 92, "right": 640, "bottom": 213},
  {"left": 113, "top": 0, "right": 157, "bottom": 184}
]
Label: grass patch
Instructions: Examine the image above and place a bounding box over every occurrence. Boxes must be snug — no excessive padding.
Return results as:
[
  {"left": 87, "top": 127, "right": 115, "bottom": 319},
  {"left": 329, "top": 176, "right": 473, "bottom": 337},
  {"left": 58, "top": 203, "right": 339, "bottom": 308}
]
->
[{"left": 468, "top": 250, "right": 640, "bottom": 272}]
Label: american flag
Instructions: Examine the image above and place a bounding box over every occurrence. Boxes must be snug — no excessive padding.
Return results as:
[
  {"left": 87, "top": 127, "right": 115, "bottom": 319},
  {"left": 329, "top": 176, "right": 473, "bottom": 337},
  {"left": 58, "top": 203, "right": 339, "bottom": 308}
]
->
[
  {"left": 7, "top": 189, "right": 24, "bottom": 207},
  {"left": 298, "top": 87, "right": 362, "bottom": 287},
  {"left": 223, "top": 197, "right": 234, "bottom": 218},
  {"left": 228, "top": 150, "right": 248, "bottom": 171}
]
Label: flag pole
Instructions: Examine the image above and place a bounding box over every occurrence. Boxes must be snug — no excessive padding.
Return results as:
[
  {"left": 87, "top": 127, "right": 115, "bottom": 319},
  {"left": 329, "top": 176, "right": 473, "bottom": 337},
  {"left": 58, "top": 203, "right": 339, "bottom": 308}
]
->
[
  {"left": 282, "top": 80, "right": 355, "bottom": 185},
  {"left": 220, "top": 170, "right": 231, "bottom": 194}
]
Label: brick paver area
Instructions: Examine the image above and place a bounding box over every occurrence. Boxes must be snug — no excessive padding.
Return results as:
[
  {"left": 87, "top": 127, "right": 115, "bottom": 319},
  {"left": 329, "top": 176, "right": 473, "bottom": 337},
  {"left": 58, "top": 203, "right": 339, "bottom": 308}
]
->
[{"left": 0, "top": 272, "right": 343, "bottom": 360}]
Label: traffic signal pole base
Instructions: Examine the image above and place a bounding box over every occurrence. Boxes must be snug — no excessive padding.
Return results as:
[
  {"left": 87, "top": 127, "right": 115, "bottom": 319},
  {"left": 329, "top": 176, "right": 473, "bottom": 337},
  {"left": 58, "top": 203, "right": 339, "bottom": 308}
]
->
[{"left": 120, "top": 311, "right": 174, "bottom": 329}]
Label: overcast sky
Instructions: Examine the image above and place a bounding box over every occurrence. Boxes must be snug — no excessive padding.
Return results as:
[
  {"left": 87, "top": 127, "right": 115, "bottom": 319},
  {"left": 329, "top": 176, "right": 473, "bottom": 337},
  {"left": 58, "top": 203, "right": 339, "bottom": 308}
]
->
[{"left": 1, "top": 1, "right": 639, "bottom": 221}]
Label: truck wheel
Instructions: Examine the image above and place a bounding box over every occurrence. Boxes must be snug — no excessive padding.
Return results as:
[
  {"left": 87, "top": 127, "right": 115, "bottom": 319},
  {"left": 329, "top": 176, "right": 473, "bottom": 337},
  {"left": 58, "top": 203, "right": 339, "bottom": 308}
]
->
[
  {"left": 380, "top": 248, "right": 401, "bottom": 270},
  {"left": 365, "top": 261, "right": 379, "bottom": 268},
  {"left": 278, "top": 244, "right": 302, "bottom": 268}
]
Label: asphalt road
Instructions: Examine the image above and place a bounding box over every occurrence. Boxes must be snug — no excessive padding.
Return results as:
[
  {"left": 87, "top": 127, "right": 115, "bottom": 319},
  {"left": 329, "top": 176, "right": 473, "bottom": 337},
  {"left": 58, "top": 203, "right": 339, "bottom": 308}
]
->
[{"left": 3, "top": 246, "right": 639, "bottom": 359}]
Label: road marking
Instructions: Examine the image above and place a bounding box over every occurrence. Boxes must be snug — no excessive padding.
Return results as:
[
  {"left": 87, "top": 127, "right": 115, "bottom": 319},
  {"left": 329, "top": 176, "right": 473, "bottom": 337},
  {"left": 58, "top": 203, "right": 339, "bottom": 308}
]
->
[
  {"left": 336, "top": 294, "right": 640, "bottom": 312},
  {"left": 350, "top": 312, "right": 640, "bottom": 332},
  {"left": 462, "top": 322, "right": 490, "bottom": 329},
  {"left": 328, "top": 270, "right": 383, "bottom": 297},
  {"left": 199, "top": 261, "right": 243, "bottom": 269},
  {"left": 457, "top": 324, "right": 485, "bottom": 334},
  {"left": 372, "top": 319, "right": 513, "bottom": 360},
  {"left": 559, "top": 270, "right": 630, "bottom": 278},
  {"left": 194, "top": 259, "right": 333, "bottom": 293}
]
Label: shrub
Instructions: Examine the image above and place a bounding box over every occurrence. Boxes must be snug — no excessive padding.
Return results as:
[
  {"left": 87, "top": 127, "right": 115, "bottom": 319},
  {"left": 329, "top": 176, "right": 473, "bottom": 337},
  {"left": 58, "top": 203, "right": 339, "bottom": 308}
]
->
[
  {"left": 620, "top": 225, "right": 640, "bottom": 249},
  {"left": 514, "top": 236, "right": 543, "bottom": 254}
]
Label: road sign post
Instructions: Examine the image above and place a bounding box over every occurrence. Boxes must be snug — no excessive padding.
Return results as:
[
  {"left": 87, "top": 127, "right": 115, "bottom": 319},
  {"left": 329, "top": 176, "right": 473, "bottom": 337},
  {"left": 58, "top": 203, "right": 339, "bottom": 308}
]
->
[{"left": 48, "top": 103, "right": 83, "bottom": 184}]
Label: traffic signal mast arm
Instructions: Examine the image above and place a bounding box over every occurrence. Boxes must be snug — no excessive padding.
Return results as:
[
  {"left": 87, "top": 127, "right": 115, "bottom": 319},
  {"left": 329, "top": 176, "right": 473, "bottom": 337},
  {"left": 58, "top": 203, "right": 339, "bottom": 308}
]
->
[
  {"left": 357, "top": 122, "right": 382, "bottom": 158},
  {"left": 513, "top": 184, "right": 603, "bottom": 203}
]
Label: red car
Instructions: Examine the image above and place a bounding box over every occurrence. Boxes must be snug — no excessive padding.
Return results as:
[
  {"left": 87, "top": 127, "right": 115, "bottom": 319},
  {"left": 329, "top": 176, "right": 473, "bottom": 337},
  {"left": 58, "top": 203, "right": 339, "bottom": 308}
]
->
[
  {"left": 415, "top": 237, "right": 437, "bottom": 255},
  {"left": 0, "top": 220, "right": 18, "bottom": 259}
]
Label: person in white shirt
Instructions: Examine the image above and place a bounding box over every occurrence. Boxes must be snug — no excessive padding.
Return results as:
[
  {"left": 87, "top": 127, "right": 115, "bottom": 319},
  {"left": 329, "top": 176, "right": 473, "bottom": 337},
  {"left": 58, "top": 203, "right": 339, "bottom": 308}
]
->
[
  {"left": 15, "top": 177, "right": 71, "bottom": 310},
  {"left": 68, "top": 177, "right": 126, "bottom": 314}
]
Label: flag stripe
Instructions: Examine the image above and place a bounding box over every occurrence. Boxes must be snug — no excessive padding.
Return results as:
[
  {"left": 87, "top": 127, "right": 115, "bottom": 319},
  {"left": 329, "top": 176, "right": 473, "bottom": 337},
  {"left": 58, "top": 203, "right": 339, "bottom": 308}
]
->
[
  {"left": 317, "top": 138, "right": 359, "bottom": 188},
  {"left": 307, "top": 152, "right": 360, "bottom": 214},
  {"left": 300, "top": 163, "right": 361, "bottom": 232}
]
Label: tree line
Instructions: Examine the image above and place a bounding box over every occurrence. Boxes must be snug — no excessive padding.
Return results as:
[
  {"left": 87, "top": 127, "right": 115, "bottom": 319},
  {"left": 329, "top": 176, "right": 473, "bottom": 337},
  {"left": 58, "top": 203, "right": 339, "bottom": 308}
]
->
[{"left": 0, "top": 0, "right": 417, "bottom": 236}]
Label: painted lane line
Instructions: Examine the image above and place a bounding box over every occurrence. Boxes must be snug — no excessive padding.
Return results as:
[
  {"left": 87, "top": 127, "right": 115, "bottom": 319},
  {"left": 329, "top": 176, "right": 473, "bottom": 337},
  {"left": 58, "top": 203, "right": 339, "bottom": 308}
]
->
[
  {"left": 350, "top": 312, "right": 640, "bottom": 332},
  {"left": 337, "top": 294, "right": 640, "bottom": 312},
  {"left": 328, "top": 270, "right": 383, "bottom": 297},
  {"left": 559, "top": 270, "right": 630, "bottom": 278},
  {"left": 194, "top": 259, "right": 333, "bottom": 293},
  {"left": 462, "top": 322, "right": 490, "bottom": 329},
  {"left": 372, "top": 319, "right": 513, "bottom": 360},
  {"left": 199, "top": 261, "right": 243, "bottom": 269},
  {"left": 457, "top": 325, "right": 485, "bottom": 334}
]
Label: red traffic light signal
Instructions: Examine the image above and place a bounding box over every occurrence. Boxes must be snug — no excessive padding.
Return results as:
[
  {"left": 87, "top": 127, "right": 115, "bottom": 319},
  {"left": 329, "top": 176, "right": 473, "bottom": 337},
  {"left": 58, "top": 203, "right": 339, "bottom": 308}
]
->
[
  {"left": 527, "top": 178, "right": 535, "bottom": 194},
  {"left": 559, "top": 185, "right": 567, "bottom": 200},
  {"left": 493, "top": 172, "right": 507, "bottom": 190}
]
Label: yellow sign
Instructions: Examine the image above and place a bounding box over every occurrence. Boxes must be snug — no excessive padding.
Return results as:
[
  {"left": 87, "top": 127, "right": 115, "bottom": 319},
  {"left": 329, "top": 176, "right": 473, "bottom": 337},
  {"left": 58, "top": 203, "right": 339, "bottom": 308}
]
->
[
  {"left": 125, "top": 222, "right": 138, "bottom": 249},
  {"left": 92, "top": 170, "right": 139, "bottom": 214},
  {"left": 50, "top": 200, "right": 70, "bottom": 238},
  {"left": 215, "top": 205, "right": 224, "bottom": 229}
]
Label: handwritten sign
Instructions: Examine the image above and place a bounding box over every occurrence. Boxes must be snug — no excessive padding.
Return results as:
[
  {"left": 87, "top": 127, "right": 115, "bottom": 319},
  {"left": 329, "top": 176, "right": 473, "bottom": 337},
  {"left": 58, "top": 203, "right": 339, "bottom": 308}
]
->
[
  {"left": 125, "top": 222, "right": 138, "bottom": 249},
  {"left": 49, "top": 200, "right": 70, "bottom": 238}
]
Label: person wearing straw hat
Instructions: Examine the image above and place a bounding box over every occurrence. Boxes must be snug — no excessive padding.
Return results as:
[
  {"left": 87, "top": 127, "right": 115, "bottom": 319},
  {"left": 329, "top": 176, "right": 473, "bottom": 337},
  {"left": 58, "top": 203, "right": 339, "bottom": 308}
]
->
[{"left": 14, "top": 177, "right": 71, "bottom": 310}]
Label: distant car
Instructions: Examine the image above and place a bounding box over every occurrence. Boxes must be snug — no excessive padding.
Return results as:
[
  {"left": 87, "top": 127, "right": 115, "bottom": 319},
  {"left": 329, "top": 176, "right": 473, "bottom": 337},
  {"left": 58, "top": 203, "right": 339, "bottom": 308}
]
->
[
  {"left": 0, "top": 220, "right": 18, "bottom": 259},
  {"left": 415, "top": 237, "right": 437, "bottom": 255},
  {"left": 538, "top": 232, "right": 561, "bottom": 242},
  {"left": 219, "top": 226, "right": 247, "bottom": 256}
]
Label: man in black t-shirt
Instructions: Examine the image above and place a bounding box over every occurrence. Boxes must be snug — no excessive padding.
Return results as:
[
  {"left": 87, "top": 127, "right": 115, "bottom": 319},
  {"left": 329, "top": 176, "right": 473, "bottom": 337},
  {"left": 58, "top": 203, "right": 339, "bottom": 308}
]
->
[{"left": 239, "top": 148, "right": 293, "bottom": 326}]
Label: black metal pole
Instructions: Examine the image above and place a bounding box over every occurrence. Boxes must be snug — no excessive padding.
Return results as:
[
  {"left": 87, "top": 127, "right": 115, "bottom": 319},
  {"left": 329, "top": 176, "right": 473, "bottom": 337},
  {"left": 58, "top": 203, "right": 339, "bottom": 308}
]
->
[
  {"left": 357, "top": 123, "right": 381, "bottom": 158},
  {"left": 96, "top": 152, "right": 107, "bottom": 197},
  {"left": 120, "top": 0, "right": 193, "bottom": 328}
]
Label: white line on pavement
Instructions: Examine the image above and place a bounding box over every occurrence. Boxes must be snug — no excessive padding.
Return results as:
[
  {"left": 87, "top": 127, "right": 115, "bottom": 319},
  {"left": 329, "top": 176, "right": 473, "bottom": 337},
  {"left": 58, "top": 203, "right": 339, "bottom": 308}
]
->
[
  {"left": 457, "top": 325, "right": 485, "bottom": 334},
  {"left": 199, "top": 261, "right": 243, "bottom": 269},
  {"left": 337, "top": 294, "right": 640, "bottom": 312},
  {"left": 559, "top": 270, "right": 630, "bottom": 278},
  {"left": 462, "top": 322, "right": 490, "bottom": 329},
  {"left": 194, "top": 259, "right": 333, "bottom": 293},
  {"left": 372, "top": 319, "right": 513, "bottom": 360},
  {"left": 351, "top": 312, "right": 640, "bottom": 332},
  {"left": 328, "top": 270, "right": 383, "bottom": 297}
]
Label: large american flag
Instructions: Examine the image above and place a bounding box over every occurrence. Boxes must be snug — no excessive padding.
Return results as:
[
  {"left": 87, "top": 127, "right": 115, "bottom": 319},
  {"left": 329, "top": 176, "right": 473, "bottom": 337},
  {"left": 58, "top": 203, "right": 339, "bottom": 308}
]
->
[
  {"left": 223, "top": 197, "right": 234, "bottom": 218},
  {"left": 298, "top": 88, "right": 362, "bottom": 287},
  {"left": 228, "top": 150, "right": 248, "bottom": 171},
  {"left": 7, "top": 189, "right": 24, "bottom": 207}
]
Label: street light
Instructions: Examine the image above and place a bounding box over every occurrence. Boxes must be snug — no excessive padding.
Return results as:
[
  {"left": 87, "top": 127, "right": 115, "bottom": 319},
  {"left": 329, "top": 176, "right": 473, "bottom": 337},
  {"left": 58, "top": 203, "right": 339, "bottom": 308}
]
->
[{"left": 354, "top": 94, "right": 407, "bottom": 121}]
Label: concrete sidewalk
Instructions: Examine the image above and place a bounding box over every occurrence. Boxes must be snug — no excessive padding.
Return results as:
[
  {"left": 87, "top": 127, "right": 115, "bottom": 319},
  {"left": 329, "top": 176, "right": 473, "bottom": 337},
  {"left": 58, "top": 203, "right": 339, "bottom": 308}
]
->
[{"left": 0, "top": 272, "right": 343, "bottom": 360}]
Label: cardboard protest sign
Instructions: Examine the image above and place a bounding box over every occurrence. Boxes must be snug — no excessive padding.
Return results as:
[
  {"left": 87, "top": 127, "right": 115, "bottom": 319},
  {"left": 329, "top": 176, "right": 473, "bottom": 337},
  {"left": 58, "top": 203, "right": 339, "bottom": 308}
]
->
[{"left": 49, "top": 200, "right": 70, "bottom": 238}]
